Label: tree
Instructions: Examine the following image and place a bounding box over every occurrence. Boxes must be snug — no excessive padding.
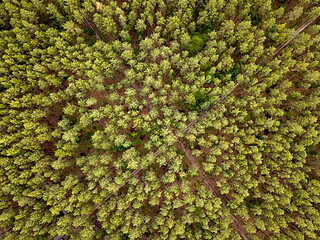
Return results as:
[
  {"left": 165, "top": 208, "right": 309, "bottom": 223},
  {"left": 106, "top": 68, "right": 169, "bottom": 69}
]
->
[{"left": 135, "top": 18, "right": 146, "bottom": 33}]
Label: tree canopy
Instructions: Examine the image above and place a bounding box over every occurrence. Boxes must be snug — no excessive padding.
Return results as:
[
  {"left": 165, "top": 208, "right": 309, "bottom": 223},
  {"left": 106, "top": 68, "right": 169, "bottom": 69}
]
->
[{"left": 0, "top": 0, "right": 320, "bottom": 239}]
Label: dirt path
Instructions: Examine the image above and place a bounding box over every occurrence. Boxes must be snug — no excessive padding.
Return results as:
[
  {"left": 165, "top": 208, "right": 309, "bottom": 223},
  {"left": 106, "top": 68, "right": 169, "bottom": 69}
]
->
[
  {"left": 175, "top": 136, "right": 249, "bottom": 240},
  {"left": 273, "top": 16, "right": 319, "bottom": 56},
  {"left": 83, "top": 16, "right": 102, "bottom": 41}
]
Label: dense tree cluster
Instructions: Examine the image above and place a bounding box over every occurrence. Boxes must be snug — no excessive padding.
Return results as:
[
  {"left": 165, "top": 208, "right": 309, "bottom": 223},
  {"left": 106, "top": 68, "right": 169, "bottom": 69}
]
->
[{"left": 0, "top": 0, "right": 320, "bottom": 239}]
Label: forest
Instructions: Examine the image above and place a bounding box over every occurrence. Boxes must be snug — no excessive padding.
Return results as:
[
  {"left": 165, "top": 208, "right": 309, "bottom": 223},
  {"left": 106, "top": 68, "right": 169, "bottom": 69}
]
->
[{"left": 0, "top": 0, "right": 320, "bottom": 239}]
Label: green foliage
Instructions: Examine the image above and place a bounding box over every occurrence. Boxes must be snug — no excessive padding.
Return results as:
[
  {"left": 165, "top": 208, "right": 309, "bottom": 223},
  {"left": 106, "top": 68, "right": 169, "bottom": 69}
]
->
[
  {"left": 132, "top": 138, "right": 140, "bottom": 147},
  {"left": 250, "top": 11, "right": 262, "bottom": 26},
  {"left": 185, "top": 33, "right": 208, "bottom": 55},
  {"left": 0, "top": 0, "right": 320, "bottom": 239},
  {"left": 111, "top": 145, "right": 128, "bottom": 152},
  {"left": 186, "top": 89, "right": 209, "bottom": 112},
  {"left": 83, "top": 27, "right": 94, "bottom": 37}
]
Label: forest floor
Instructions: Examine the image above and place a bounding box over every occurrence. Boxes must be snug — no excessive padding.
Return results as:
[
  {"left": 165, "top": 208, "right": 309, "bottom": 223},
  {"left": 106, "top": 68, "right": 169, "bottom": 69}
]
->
[
  {"left": 61, "top": 12, "right": 320, "bottom": 240},
  {"left": 31, "top": 8, "right": 319, "bottom": 240}
]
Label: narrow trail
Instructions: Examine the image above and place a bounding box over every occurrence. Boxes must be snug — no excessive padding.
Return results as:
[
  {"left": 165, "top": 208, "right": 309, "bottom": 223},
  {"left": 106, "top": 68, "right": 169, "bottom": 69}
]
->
[
  {"left": 83, "top": 16, "right": 102, "bottom": 41},
  {"left": 175, "top": 137, "right": 249, "bottom": 240},
  {"left": 273, "top": 16, "right": 319, "bottom": 56}
]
